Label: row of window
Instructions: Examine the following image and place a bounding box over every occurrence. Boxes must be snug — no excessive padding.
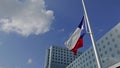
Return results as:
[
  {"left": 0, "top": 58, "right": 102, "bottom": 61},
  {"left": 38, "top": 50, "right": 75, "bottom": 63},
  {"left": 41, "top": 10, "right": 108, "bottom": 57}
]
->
[
  {"left": 52, "top": 60, "right": 69, "bottom": 65},
  {"left": 67, "top": 27, "right": 120, "bottom": 68}
]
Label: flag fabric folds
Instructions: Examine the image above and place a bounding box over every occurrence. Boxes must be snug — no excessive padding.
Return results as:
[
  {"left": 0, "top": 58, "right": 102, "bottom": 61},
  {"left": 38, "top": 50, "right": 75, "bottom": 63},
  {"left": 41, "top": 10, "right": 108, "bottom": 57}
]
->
[{"left": 65, "top": 16, "right": 85, "bottom": 55}]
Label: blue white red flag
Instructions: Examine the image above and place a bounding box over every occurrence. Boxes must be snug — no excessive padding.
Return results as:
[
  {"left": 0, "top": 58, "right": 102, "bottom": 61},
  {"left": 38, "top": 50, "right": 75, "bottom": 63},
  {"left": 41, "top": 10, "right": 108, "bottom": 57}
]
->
[{"left": 65, "top": 16, "right": 85, "bottom": 55}]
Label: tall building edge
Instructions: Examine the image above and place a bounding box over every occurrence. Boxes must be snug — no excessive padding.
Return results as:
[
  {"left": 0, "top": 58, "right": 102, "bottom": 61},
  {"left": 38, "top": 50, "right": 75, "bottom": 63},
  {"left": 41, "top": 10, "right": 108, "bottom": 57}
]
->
[
  {"left": 44, "top": 45, "right": 82, "bottom": 68},
  {"left": 44, "top": 49, "right": 50, "bottom": 68}
]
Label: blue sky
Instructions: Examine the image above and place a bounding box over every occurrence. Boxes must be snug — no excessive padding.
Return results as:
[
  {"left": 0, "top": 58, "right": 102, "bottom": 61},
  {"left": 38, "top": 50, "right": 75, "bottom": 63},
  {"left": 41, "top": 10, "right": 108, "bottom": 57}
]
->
[{"left": 0, "top": 0, "right": 120, "bottom": 68}]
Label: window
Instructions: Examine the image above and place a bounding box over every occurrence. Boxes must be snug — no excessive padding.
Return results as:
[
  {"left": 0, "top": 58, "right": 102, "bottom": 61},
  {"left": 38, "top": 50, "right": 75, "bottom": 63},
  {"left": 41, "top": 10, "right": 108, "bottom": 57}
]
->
[
  {"left": 89, "top": 55, "right": 91, "bottom": 59},
  {"left": 103, "top": 45, "right": 106, "bottom": 49},
  {"left": 110, "top": 33, "right": 113, "bottom": 36},
  {"left": 115, "top": 29, "right": 118, "bottom": 33},
  {"left": 85, "top": 53, "right": 87, "bottom": 56},
  {"left": 101, "top": 40, "right": 104, "bottom": 43},
  {"left": 115, "top": 44, "right": 118, "bottom": 48},
  {"left": 97, "top": 43, "right": 100, "bottom": 46},
  {"left": 107, "top": 42, "right": 110, "bottom": 45},
  {"left": 112, "top": 38, "right": 115, "bottom": 42},
  {"left": 92, "top": 53, "right": 94, "bottom": 57},
  {"left": 88, "top": 51, "right": 90, "bottom": 54},
  {"left": 94, "top": 64, "right": 97, "bottom": 68},
  {"left": 90, "top": 60, "right": 92, "bottom": 63},
  {"left": 86, "top": 57, "right": 88, "bottom": 61},
  {"left": 118, "top": 34, "right": 120, "bottom": 38},
  {"left": 99, "top": 48, "right": 101, "bottom": 52},
  {"left": 105, "top": 37, "right": 108, "bottom": 40},
  {"left": 86, "top": 62, "right": 88, "bottom": 66},
  {"left": 93, "top": 58, "right": 95, "bottom": 62},
  {"left": 100, "top": 54, "right": 103, "bottom": 57},
  {"left": 102, "top": 60, "right": 105, "bottom": 63},
  {"left": 117, "top": 50, "right": 120, "bottom": 55},
  {"left": 109, "top": 48, "right": 112, "bottom": 51},
  {"left": 105, "top": 51, "right": 107, "bottom": 54},
  {"left": 91, "top": 48, "right": 93, "bottom": 52},
  {"left": 111, "top": 54, "right": 115, "bottom": 57},
  {"left": 84, "top": 64, "right": 86, "bottom": 68}
]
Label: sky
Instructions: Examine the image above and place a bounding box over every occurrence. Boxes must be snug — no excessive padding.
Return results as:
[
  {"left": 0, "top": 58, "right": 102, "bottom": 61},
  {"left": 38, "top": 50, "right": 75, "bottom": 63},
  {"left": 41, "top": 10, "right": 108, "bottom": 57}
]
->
[{"left": 0, "top": 0, "right": 120, "bottom": 68}]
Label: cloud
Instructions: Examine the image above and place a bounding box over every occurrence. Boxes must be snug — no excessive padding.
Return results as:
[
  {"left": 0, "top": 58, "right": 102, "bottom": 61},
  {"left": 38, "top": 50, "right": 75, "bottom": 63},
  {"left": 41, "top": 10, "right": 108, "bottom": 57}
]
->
[
  {"left": 58, "top": 28, "right": 65, "bottom": 32},
  {"left": 0, "top": 0, "right": 54, "bottom": 36},
  {"left": 15, "top": 66, "right": 21, "bottom": 68},
  {"left": 27, "top": 58, "right": 32, "bottom": 64},
  {"left": 0, "top": 42, "right": 2, "bottom": 46},
  {"left": 0, "top": 67, "right": 5, "bottom": 68}
]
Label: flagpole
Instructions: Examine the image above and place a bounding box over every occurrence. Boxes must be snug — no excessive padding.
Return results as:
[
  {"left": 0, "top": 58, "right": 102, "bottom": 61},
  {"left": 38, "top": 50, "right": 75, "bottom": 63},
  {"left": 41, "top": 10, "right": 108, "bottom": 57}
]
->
[{"left": 82, "top": 0, "right": 101, "bottom": 68}]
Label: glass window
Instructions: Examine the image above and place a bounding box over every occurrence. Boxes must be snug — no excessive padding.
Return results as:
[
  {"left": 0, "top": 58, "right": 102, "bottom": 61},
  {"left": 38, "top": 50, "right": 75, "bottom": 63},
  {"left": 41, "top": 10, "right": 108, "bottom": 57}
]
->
[
  {"left": 86, "top": 57, "right": 88, "bottom": 61},
  {"left": 109, "top": 48, "right": 112, "bottom": 51},
  {"left": 103, "top": 45, "right": 105, "bottom": 49},
  {"left": 101, "top": 40, "right": 104, "bottom": 43},
  {"left": 107, "top": 42, "right": 110, "bottom": 45},
  {"left": 90, "top": 60, "right": 92, "bottom": 63},
  {"left": 91, "top": 48, "right": 93, "bottom": 52},
  {"left": 88, "top": 51, "right": 90, "bottom": 54},
  {"left": 80, "top": 61, "right": 82, "bottom": 64},
  {"left": 94, "top": 64, "right": 96, "bottom": 68},
  {"left": 83, "top": 60, "right": 85, "bottom": 63},
  {"left": 110, "top": 33, "right": 112, "bottom": 36},
  {"left": 115, "top": 44, "right": 118, "bottom": 48},
  {"left": 86, "top": 62, "right": 88, "bottom": 66},
  {"left": 97, "top": 43, "right": 100, "bottom": 46},
  {"left": 105, "top": 37, "right": 108, "bottom": 40},
  {"left": 93, "top": 58, "right": 95, "bottom": 62},
  {"left": 115, "top": 29, "right": 118, "bottom": 33},
  {"left": 92, "top": 53, "right": 94, "bottom": 57},
  {"left": 100, "top": 54, "right": 103, "bottom": 57},
  {"left": 105, "top": 51, "right": 107, "bottom": 54},
  {"left": 89, "top": 55, "right": 91, "bottom": 59},
  {"left": 85, "top": 53, "right": 87, "bottom": 56},
  {"left": 99, "top": 48, "right": 101, "bottom": 52},
  {"left": 112, "top": 38, "right": 115, "bottom": 42},
  {"left": 102, "top": 60, "right": 105, "bottom": 63},
  {"left": 117, "top": 50, "right": 120, "bottom": 55},
  {"left": 111, "top": 54, "right": 115, "bottom": 57},
  {"left": 118, "top": 34, "right": 120, "bottom": 38}
]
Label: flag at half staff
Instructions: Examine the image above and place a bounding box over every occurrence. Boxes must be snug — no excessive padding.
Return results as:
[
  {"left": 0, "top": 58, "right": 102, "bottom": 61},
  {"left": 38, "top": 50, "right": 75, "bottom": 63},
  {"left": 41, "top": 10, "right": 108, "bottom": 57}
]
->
[{"left": 65, "top": 16, "right": 86, "bottom": 55}]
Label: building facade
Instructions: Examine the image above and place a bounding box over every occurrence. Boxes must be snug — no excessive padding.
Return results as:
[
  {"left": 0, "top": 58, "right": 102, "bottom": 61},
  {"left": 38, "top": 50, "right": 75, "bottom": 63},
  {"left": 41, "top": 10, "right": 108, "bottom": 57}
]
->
[
  {"left": 109, "top": 62, "right": 120, "bottom": 68},
  {"left": 66, "top": 23, "right": 120, "bottom": 68},
  {"left": 44, "top": 46, "right": 81, "bottom": 68}
]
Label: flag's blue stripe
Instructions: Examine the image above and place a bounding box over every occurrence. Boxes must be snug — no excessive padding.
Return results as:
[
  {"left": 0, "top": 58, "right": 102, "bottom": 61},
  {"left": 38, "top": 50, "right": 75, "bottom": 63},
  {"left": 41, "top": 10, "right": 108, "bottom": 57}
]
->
[{"left": 78, "top": 16, "right": 84, "bottom": 29}]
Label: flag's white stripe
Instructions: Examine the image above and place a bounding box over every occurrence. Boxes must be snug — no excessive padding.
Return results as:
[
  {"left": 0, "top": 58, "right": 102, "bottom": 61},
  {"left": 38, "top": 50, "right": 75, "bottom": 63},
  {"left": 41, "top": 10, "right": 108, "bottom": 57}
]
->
[{"left": 65, "top": 26, "right": 84, "bottom": 50}]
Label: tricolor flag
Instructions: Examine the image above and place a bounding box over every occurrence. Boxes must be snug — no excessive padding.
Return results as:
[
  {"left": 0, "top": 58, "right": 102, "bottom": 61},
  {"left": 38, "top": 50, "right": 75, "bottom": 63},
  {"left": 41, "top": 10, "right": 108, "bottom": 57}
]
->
[{"left": 65, "top": 16, "right": 86, "bottom": 55}]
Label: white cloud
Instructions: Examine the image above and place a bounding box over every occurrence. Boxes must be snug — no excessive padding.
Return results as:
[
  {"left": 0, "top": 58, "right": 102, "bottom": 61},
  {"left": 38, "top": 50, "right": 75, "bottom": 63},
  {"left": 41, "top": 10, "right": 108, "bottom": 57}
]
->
[
  {"left": 58, "top": 28, "right": 65, "bottom": 32},
  {"left": 0, "top": 67, "right": 5, "bottom": 68},
  {"left": 0, "top": 42, "right": 2, "bottom": 46},
  {"left": 15, "top": 66, "right": 21, "bottom": 68},
  {"left": 0, "top": 0, "right": 54, "bottom": 36},
  {"left": 27, "top": 58, "right": 32, "bottom": 64}
]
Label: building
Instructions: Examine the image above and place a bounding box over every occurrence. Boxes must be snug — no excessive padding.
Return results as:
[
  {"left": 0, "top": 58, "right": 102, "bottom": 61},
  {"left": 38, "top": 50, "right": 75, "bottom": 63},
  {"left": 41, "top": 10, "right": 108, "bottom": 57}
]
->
[
  {"left": 109, "top": 62, "right": 120, "bottom": 68},
  {"left": 66, "top": 23, "right": 120, "bottom": 68},
  {"left": 44, "top": 46, "right": 81, "bottom": 68}
]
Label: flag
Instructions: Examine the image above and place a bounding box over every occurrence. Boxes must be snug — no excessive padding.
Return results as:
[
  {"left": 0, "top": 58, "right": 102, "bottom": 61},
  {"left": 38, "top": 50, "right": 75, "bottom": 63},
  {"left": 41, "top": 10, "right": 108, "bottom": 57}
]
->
[{"left": 65, "top": 16, "right": 85, "bottom": 55}]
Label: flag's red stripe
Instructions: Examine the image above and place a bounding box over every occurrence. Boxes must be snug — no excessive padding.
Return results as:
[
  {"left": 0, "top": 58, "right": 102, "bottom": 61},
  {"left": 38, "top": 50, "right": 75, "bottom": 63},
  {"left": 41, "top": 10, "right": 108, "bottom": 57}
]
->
[{"left": 71, "top": 38, "right": 83, "bottom": 55}]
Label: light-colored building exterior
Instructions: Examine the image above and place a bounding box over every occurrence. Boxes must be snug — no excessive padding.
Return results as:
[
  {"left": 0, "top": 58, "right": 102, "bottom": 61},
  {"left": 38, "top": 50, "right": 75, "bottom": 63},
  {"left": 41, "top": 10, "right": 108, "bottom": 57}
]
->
[
  {"left": 109, "top": 62, "right": 120, "bottom": 68},
  {"left": 44, "top": 46, "right": 81, "bottom": 68},
  {"left": 66, "top": 23, "right": 120, "bottom": 68}
]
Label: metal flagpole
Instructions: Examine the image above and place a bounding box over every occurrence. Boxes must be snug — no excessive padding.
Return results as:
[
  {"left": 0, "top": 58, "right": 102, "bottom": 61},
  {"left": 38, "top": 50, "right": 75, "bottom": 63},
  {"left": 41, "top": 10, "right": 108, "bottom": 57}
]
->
[{"left": 82, "top": 0, "right": 101, "bottom": 68}]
